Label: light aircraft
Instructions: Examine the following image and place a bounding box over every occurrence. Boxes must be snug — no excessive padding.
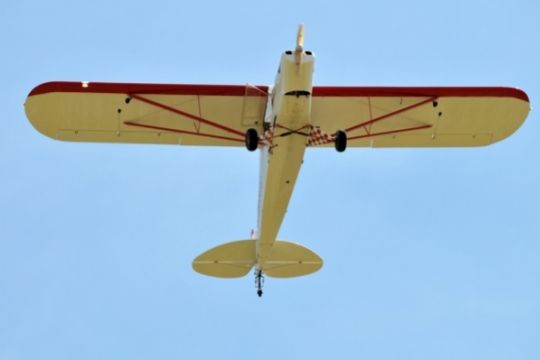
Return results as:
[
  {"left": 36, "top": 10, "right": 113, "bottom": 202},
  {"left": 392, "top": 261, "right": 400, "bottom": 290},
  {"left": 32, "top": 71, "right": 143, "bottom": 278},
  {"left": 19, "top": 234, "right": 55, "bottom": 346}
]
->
[{"left": 25, "top": 25, "right": 530, "bottom": 296}]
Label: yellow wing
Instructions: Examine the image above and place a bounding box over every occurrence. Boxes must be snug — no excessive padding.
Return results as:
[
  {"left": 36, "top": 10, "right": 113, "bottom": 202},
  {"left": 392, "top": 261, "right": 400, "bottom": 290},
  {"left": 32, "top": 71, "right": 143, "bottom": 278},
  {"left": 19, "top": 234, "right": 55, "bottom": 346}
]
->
[
  {"left": 25, "top": 81, "right": 268, "bottom": 146},
  {"left": 310, "top": 86, "right": 530, "bottom": 147}
]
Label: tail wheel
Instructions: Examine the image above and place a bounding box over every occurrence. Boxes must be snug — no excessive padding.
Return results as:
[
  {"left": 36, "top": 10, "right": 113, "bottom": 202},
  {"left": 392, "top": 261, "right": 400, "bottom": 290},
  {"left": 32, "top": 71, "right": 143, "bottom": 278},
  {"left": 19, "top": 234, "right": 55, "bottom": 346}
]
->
[
  {"left": 245, "top": 128, "right": 259, "bottom": 151},
  {"left": 335, "top": 130, "right": 347, "bottom": 152}
]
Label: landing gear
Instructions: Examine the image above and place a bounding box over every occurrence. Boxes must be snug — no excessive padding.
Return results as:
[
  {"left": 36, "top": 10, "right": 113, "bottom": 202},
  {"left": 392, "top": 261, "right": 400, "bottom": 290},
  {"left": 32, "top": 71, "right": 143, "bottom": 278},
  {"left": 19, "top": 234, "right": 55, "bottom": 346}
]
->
[
  {"left": 255, "top": 269, "right": 264, "bottom": 297},
  {"left": 245, "top": 128, "right": 259, "bottom": 151},
  {"left": 335, "top": 130, "right": 347, "bottom": 152}
]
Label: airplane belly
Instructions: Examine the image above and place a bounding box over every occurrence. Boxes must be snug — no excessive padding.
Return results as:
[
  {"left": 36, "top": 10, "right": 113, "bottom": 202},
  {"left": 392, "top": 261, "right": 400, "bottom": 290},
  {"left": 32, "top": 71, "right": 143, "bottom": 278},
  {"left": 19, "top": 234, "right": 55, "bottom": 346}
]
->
[
  {"left": 257, "top": 96, "right": 311, "bottom": 263},
  {"left": 255, "top": 50, "right": 315, "bottom": 265},
  {"left": 257, "top": 133, "right": 307, "bottom": 262}
]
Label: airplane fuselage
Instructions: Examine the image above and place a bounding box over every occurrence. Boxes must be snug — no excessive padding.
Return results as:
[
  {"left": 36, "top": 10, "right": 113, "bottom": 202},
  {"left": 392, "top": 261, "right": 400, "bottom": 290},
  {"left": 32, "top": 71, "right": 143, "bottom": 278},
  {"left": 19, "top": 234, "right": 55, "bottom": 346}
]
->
[{"left": 256, "top": 50, "right": 315, "bottom": 269}]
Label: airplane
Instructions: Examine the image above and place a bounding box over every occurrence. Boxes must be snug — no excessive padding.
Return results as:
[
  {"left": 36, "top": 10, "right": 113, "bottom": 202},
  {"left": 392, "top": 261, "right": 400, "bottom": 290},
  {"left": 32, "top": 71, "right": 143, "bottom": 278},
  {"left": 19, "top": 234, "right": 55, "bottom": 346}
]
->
[{"left": 25, "top": 25, "right": 530, "bottom": 297}]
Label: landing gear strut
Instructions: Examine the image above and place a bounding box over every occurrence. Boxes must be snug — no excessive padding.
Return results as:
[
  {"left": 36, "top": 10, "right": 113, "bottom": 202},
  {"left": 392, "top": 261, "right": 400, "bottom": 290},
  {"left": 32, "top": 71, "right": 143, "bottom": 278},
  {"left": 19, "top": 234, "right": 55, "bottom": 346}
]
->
[{"left": 255, "top": 269, "right": 264, "bottom": 297}]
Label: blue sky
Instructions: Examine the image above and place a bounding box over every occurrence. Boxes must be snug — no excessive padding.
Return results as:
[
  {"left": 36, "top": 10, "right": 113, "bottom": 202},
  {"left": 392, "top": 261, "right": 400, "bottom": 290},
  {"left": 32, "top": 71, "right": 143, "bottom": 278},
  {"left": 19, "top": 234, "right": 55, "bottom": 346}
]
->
[{"left": 1, "top": 0, "right": 539, "bottom": 359}]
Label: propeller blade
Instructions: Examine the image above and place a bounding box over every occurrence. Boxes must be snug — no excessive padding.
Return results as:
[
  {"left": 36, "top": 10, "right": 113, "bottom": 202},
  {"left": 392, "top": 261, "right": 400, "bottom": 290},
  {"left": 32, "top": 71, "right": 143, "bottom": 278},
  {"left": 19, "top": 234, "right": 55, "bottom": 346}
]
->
[{"left": 296, "top": 24, "right": 305, "bottom": 49}]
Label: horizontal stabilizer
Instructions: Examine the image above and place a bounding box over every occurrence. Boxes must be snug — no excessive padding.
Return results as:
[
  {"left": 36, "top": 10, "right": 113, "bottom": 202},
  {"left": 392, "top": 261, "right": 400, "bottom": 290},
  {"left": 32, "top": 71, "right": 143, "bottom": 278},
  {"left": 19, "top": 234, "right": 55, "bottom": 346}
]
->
[
  {"left": 263, "top": 241, "right": 323, "bottom": 278},
  {"left": 193, "top": 240, "right": 323, "bottom": 278},
  {"left": 192, "top": 240, "right": 255, "bottom": 278}
]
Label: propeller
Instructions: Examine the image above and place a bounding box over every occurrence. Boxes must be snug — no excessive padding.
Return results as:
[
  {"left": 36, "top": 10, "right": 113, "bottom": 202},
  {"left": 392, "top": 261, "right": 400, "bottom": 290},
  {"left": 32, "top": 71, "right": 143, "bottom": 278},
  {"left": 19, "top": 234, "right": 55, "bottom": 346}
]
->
[
  {"left": 296, "top": 23, "right": 305, "bottom": 51},
  {"left": 294, "top": 24, "right": 305, "bottom": 67}
]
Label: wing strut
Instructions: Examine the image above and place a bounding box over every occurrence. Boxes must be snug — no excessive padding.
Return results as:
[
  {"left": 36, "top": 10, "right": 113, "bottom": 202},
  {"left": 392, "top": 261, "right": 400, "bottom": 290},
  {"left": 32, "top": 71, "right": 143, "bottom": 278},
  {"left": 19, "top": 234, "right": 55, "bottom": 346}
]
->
[
  {"left": 126, "top": 93, "right": 246, "bottom": 138},
  {"left": 345, "top": 96, "right": 437, "bottom": 133},
  {"left": 123, "top": 121, "right": 245, "bottom": 143},
  {"left": 308, "top": 96, "right": 436, "bottom": 146},
  {"left": 347, "top": 123, "right": 433, "bottom": 141}
]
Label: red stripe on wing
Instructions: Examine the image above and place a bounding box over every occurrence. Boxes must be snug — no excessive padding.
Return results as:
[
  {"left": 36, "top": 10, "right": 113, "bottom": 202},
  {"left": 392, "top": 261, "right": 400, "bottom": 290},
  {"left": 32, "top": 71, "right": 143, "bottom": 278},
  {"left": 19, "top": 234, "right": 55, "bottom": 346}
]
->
[{"left": 312, "top": 86, "right": 529, "bottom": 102}]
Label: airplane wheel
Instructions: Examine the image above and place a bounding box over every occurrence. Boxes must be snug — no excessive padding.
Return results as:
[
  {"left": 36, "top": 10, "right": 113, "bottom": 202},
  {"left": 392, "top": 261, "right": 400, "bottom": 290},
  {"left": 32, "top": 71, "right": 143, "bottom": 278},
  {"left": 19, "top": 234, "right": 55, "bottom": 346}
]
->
[
  {"left": 335, "top": 130, "right": 347, "bottom": 152},
  {"left": 245, "top": 128, "right": 259, "bottom": 151}
]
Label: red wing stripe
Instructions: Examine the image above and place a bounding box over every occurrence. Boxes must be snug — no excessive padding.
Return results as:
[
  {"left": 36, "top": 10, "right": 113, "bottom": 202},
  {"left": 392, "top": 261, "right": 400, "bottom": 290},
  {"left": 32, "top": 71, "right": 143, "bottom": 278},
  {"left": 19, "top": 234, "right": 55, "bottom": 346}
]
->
[
  {"left": 345, "top": 97, "right": 436, "bottom": 133},
  {"left": 348, "top": 124, "right": 433, "bottom": 141},
  {"left": 312, "top": 86, "right": 529, "bottom": 102},
  {"left": 124, "top": 121, "right": 244, "bottom": 143},
  {"left": 27, "top": 82, "right": 527, "bottom": 102},
  {"left": 129, "top": 93, "right": 246, "bottom": 138},
  {"left": 28, "top": 81, "right": 269, "bottom": 97}
]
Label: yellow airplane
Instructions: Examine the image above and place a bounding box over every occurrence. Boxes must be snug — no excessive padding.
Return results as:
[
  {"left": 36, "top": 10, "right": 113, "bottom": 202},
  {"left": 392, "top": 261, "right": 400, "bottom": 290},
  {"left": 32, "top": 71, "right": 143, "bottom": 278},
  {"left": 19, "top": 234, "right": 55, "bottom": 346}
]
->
[{"left": 25, "top": 25, "right": 530, "bottom": 296}]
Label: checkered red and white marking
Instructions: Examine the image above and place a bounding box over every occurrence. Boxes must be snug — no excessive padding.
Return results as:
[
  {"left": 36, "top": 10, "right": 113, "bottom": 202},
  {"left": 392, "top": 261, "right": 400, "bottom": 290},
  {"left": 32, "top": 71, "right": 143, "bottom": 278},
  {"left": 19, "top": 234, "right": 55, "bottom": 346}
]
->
[
  {"left": 258, "top": 126, "right": 334, "bottom": 147},
  {"left": 307, "top": 126, "right": 335, "bottom": 146}
]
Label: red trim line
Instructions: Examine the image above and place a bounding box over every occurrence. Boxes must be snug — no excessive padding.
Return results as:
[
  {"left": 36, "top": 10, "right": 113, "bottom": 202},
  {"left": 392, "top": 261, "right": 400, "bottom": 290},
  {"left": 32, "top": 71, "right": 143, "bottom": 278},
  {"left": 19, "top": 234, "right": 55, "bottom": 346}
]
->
[
  {"left": 28, "top": 82, "right": 528, "bottom": 102},
  {"left": 345, "top": 97, "right": 437, "bottom": 133},
  {"left": 124, "top": 121, "right": 244, "bottom": 143},
  {"left": 28, "top": 81, "right": 269, "bottom": 97},
  {"left": 312, "top": 86, "right": 529, "bottom": 102},
  {"left": 129, "top": 93, "right": 246, "bottom": 138},
  {"left": 348, "top": 124, "right": 433, "bottom": 141}
]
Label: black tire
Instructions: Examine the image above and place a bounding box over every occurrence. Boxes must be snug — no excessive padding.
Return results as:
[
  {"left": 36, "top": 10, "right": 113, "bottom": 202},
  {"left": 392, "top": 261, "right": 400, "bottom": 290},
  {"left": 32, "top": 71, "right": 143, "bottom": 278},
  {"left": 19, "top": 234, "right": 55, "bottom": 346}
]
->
[
  {"left": 245, "top": 128, "right": 259, "bottom": 151},
  {"left": 335, "top": 130, "right": 347, "bottom": 152}
]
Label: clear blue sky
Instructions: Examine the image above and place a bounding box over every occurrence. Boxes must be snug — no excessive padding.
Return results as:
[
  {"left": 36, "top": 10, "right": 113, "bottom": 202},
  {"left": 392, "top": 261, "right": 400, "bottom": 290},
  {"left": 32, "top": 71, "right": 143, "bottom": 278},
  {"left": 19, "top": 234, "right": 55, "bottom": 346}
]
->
[{"left": 1, "top": 0, "right": 539, "bottom": 359}]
